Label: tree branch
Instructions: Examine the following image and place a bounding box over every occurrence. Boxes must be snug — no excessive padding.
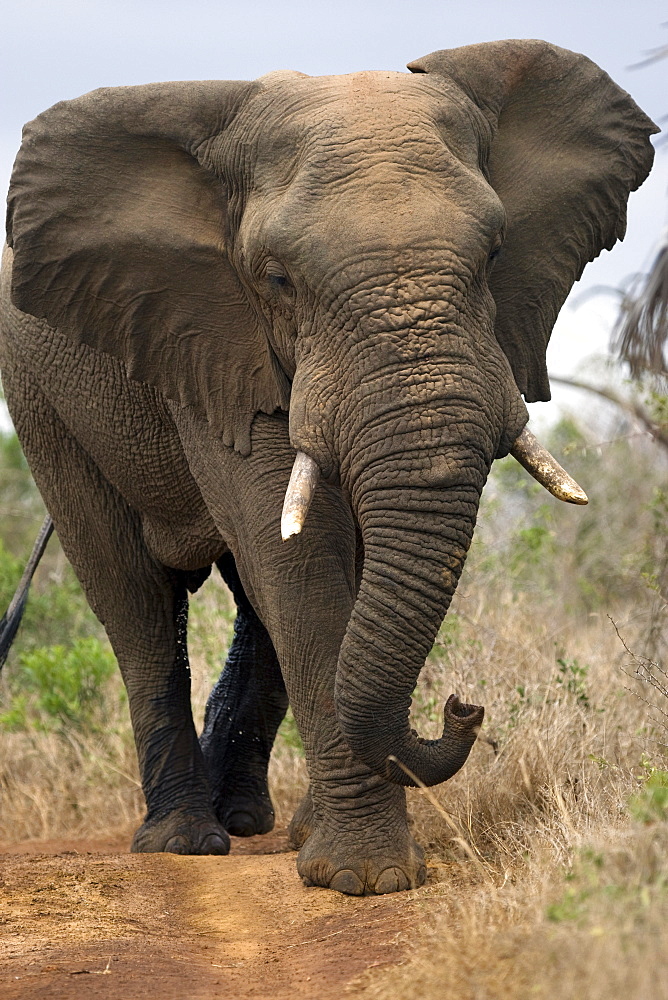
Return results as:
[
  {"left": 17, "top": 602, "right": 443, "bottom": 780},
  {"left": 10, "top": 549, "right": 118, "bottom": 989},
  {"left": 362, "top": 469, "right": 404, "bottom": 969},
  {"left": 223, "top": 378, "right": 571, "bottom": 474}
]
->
[{"left": 549, "top": 375, "right": 668, "bottom": 452}]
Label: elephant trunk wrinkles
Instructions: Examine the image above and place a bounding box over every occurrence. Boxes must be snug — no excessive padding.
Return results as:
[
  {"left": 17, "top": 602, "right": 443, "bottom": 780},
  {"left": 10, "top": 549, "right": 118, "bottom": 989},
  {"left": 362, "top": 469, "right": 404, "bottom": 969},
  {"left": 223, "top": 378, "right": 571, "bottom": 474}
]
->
[
  {"left": 297, "top": 320, "right": 521, "bottom": 787},
  {"left": 334, "top": 462, "right": 486, "bottom": 788}
]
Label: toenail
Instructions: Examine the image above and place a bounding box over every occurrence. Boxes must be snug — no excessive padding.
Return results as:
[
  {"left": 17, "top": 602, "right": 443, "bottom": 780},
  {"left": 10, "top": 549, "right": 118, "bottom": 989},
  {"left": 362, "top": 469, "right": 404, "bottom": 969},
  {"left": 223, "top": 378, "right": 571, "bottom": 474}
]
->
[
  {"left": 417, "top": 865, "right": 427, "bottom": 886},
  {"left": 164, "top": 835, "right": 190, "bottom": 854},
  {"left": 200, "top": 834, "right": 229, "bottom": 855},
  {"left": 374, "top": 867, "right": 410, "bottom": 894},
  {"left": 225, "top": 811, "right": 257, "bottom": 837},
  {"left": 330, "top": 870, "right": 364, "bottom": 896}
]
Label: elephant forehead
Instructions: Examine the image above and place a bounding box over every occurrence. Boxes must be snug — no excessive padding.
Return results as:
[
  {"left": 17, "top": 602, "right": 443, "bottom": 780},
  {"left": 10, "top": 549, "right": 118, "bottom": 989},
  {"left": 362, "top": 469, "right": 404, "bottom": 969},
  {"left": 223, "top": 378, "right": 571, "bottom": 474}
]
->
[
  {"left": 256, "top": 68, "right": 468, "bottom": 115},
  {"left": 240, "top": 70, "right": 487, "bottom": 171},
  {"left": 225, "top": 70, "right": 501, "bottom": 275}
]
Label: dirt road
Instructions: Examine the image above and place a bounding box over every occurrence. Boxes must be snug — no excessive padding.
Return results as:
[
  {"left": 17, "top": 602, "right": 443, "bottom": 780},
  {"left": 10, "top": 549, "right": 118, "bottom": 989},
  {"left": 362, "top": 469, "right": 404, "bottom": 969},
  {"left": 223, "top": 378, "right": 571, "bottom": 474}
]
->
[{"left": 0, "top": 830, "right": 429, "bottom": 999}]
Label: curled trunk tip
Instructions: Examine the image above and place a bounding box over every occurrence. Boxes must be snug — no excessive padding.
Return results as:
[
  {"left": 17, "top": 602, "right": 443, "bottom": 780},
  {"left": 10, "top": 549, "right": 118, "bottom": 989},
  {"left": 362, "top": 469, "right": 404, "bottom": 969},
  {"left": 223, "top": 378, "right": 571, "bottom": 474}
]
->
[
  {"left": 384, "top": 693, "right": 484, "bottom": 786},
  {"left": 338, "top": 690, "right": 485, "bottom": 788}
]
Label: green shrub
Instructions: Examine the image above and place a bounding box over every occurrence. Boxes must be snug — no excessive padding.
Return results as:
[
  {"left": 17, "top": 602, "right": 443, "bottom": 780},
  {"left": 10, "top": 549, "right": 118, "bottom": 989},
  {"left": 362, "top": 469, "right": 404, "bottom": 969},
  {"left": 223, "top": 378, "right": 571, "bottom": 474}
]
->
[
  {"left": 629, "top": 757, "right": 668, "bottom": 824},
  {"left": 555, "top": 656, "right": 592, "bottom": 710},
  {"left": 0, "top": 637, "right": 117, "bottom": 732},
  {"left": 0, "top": 538, "right": 23, "bottom": 610},
  {"left": 0, "top": 526, "right": 104, "bottom": 658},
  {"left": 468, "top": 415, "right": 668, "bottom": 616}
]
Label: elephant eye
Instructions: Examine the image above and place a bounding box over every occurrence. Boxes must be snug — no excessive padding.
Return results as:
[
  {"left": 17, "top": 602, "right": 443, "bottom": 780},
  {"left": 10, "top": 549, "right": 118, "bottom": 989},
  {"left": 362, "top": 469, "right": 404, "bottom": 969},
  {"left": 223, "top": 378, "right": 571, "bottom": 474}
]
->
[
  {"left": 488, "top": 236, "right": 504, "bottom": 262},
  {"left": 261, "top": 260, "right": 295, "bottom": 304},
  {"left": 265, "top": 261, "right": 291, "bottom": 290}
]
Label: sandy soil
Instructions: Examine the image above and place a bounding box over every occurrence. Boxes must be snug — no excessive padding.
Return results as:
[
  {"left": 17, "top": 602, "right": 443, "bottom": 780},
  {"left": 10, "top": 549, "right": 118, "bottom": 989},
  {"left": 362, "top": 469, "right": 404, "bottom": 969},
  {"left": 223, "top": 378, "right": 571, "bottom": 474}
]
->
[{"left": 0, "top": 829, "right": 433, "bottom": 999}]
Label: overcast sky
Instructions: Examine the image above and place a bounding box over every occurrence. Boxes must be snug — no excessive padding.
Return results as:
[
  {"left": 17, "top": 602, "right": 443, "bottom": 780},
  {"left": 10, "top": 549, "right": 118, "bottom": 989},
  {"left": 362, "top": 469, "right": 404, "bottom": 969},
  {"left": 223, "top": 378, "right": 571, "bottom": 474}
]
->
[{"left": 2, "top": 0, "right": 667, "bottom": 425}]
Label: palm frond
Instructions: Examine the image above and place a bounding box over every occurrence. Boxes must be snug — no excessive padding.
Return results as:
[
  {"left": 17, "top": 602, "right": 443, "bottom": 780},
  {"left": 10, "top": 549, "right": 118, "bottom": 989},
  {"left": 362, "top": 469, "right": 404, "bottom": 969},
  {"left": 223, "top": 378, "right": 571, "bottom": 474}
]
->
[{"left": 612, "top": 244, "right": 668, "bottom": 377}]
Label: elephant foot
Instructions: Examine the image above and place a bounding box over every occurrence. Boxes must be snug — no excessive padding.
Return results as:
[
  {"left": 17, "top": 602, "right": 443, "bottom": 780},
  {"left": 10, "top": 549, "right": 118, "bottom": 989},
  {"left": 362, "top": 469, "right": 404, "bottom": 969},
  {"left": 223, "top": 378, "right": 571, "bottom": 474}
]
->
[
  {"left": 296, "top": 823, "right": 426, "bottom": 896},
  {"left": 221, "top": 800, "right": 274, "bottom": 838},
  {"left": 214, "top": 789, "right": 275, "bottom": 837},
  {"left": 287, "top": 789, "right": 314, "bottom": 849},
  {"left": 131, "top": 809, "right": 230, "bottom": 855}
]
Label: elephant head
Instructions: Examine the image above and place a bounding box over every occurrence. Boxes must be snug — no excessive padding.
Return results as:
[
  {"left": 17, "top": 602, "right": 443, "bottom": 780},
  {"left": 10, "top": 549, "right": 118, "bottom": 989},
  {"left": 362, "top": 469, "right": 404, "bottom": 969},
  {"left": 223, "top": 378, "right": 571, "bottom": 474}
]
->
[{"left": 6, "top": 41, "right": 656, "bottom": 787}]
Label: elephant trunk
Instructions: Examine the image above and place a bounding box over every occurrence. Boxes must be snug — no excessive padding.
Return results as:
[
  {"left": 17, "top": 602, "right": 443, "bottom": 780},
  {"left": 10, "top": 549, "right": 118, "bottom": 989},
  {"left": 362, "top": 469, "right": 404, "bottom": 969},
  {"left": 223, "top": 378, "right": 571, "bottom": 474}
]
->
[
  {"left": 284, "top": 301, "right": 580, "bottom": 786},
  {"left": 333, "top": 452, "right": 487, "bottom": 787}
]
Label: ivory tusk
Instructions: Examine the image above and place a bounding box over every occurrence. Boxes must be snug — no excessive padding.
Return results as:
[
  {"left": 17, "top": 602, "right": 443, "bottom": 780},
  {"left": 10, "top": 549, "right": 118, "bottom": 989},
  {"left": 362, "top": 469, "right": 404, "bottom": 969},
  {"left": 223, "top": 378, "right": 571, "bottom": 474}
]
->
[
  {"left": 510, "top": 426, "right": 588, "bottom": 505},
  {"left": 281, "top": 451, "right": 321, "bottom": 540}
]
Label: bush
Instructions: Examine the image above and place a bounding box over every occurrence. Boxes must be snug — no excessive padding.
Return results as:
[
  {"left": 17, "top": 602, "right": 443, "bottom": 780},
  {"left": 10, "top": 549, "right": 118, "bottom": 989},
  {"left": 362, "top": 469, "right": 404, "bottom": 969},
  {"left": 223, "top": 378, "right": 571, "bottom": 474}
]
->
[
  {"left": 0, "top": 637, "right": 118, "bottom": 732},
  {"left": 467, "top": 415, "right": 668, "bottom": 616}
]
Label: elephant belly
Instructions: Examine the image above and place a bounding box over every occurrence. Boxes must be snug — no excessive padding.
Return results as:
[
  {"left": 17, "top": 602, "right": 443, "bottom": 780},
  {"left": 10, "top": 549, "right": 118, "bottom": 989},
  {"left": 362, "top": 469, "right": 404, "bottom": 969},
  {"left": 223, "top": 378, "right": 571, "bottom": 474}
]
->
[{"left": 140, "top": 511, "right": 226, "bottom": 573}]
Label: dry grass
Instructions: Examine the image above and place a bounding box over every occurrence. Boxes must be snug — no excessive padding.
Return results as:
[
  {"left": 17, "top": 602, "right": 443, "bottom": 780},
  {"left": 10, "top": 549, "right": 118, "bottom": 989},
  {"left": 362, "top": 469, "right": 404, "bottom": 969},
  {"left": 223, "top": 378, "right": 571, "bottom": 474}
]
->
[
  {"left": 0, "top": 423, "right": 666, "bottom": 996},
  {"left": 0, "top": 724, "right": 142, "bottom": 841},
  {"left": 358, "top": 826, "right": 668, "bottom": 1000},
  {"left": 356, "top": 585, "right": 668, "bottom": 1000}
]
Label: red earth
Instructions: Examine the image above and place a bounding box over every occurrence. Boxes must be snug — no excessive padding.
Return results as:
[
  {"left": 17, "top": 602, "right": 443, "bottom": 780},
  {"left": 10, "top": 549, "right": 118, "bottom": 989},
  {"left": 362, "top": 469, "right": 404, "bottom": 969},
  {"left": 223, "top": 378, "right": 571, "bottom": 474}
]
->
[{"left": 0, "top": 828, "right": 441, "bottom": 999}]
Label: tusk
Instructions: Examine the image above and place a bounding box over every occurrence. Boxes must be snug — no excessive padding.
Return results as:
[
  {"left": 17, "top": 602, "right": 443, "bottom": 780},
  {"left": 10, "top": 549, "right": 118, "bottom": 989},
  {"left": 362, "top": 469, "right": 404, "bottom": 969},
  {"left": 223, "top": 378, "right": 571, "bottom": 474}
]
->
[
  {"left": 281, "top": 452, "right": 321, "bottom": 540},
  {"left": 510, "top": 426, "right": 588, "bottom": 505}
]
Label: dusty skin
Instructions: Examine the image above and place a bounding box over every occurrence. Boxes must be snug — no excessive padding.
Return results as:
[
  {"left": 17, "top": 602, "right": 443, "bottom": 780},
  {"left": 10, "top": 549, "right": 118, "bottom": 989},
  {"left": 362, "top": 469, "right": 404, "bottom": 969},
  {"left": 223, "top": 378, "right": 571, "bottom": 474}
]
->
[{"left": 0, "top": 829, "right": 447, "bottom": 999}]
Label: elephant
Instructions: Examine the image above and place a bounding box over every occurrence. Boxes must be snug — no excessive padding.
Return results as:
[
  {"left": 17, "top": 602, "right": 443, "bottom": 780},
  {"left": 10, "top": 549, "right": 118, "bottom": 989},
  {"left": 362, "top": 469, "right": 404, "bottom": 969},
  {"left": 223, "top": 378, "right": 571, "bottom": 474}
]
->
[{"left": 0, "top": 40, "right": 656, "bottom": 895}]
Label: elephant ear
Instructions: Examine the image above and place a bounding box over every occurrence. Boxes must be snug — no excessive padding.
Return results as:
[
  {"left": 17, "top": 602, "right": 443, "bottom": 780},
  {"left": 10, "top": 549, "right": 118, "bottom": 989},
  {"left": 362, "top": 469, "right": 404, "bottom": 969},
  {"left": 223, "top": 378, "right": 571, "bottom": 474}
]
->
[
  {"left": 6, "top": 80, "right": 289, "bottom": 454},
  {"left": 408, "top": 40, "right": 658, "bottom": 401}
]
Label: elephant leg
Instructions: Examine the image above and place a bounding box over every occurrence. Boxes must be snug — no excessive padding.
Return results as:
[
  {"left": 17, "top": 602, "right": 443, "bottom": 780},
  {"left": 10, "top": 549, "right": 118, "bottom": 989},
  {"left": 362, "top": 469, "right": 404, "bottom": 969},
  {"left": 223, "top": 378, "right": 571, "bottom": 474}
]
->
[
  {"left": 248, "top": 508, "right": 424, "bottom": 895},
  {"left": 179, "top": 411, "right": 425, "bottom": 893},
  {"left": 284, "top": 665, "right": 425, "bottom": 894},
  {"left": 4, "top": 371, "right": 228, "bottom": 855},
  {"left": 199, "top": 552, "right": 289, "bottom": 837}
]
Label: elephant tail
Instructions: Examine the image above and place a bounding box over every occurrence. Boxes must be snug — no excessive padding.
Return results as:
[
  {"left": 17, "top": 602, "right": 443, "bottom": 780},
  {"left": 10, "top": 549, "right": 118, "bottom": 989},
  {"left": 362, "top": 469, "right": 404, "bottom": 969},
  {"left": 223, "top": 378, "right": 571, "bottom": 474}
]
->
[{"left": 0, "top": 515, "right": 53, "bottom": 669}]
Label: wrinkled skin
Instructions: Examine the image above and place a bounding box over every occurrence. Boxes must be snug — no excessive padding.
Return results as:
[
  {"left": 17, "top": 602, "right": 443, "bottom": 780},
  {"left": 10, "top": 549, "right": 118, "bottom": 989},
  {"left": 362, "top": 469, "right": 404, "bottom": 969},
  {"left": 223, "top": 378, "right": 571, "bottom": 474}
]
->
[{"left": 0, "top": 41, "right": 656, "bottom": 893}]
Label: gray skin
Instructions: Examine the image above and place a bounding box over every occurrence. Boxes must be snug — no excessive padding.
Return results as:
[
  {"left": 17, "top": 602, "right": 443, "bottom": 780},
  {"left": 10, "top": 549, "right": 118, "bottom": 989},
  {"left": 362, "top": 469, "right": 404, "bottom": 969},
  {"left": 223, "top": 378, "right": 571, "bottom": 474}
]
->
[{"left": 0, "top": 41, "right": 656, "bottom": 894}]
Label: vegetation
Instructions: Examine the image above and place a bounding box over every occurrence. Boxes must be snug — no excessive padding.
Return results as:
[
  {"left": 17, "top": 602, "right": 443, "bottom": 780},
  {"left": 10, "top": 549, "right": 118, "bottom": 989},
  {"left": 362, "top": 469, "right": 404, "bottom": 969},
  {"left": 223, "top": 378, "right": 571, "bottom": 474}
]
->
[{"left": 0, "top": 394, "right": 666, "bottom": 996}]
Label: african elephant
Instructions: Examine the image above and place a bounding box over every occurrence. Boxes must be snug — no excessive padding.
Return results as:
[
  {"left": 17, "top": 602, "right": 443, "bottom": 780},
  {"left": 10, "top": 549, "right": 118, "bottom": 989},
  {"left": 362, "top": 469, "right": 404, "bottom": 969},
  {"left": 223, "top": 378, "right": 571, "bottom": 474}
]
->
[{"left": 0, "top": 40, "right": 656, "bottom": 894}]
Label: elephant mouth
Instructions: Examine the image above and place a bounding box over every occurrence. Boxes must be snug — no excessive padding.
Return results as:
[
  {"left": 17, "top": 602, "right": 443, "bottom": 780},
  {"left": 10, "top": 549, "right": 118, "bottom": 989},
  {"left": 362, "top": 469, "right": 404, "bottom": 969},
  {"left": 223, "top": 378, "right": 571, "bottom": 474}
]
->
[{"left": 280, "top": 425, "right": 588, "bottom": 541}]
